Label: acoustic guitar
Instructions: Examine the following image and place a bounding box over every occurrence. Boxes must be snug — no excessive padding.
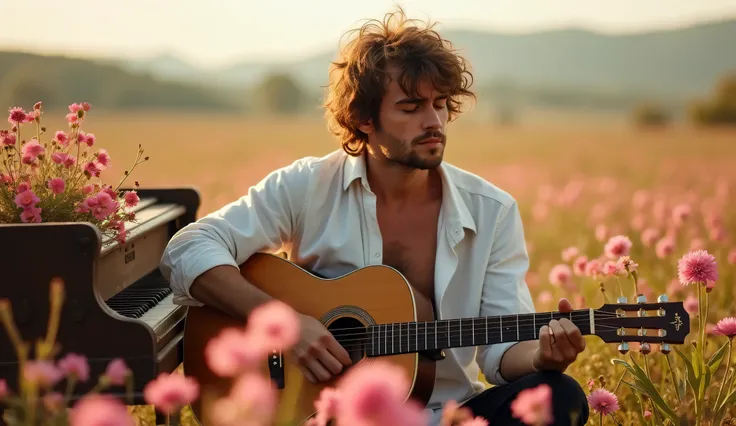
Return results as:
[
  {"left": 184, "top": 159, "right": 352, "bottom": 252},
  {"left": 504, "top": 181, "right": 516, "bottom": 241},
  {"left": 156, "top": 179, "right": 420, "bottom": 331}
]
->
[{"left": 182, "top": 252, "right": 690, "bottom": 425}]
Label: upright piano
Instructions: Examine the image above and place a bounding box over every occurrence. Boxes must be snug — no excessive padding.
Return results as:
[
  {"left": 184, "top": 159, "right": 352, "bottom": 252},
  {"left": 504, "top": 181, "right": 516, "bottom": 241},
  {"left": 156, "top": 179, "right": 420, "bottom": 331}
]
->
[{"left": 0, "top": 187, "right": 200, "bottom": 414}]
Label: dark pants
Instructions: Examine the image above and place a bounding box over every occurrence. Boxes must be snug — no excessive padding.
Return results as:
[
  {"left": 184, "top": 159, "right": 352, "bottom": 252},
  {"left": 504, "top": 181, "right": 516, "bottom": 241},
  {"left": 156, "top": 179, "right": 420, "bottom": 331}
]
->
[{"left": 461, "top": 371, "right": 589, "bottom": 425}]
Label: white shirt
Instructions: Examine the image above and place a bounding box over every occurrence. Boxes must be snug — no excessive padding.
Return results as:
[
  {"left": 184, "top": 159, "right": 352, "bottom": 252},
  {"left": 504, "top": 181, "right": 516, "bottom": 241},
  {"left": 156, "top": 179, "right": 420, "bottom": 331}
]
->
[{"left": 159, "top": 149, "right": 536, "bottom": 425}]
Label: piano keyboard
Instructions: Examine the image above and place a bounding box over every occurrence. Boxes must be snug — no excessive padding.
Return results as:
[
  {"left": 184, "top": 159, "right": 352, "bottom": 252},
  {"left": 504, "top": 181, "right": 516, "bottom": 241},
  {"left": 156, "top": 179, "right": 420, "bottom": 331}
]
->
[{"left": 105, "top": 270, "right": 187, "bottom": 342}]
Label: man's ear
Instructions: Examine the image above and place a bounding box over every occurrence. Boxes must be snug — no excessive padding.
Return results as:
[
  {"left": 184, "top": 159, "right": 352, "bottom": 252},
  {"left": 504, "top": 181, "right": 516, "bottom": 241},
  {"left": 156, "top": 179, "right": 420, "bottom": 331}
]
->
[{"left": 357, "top": 119, "right": 374, "bottom": 135}]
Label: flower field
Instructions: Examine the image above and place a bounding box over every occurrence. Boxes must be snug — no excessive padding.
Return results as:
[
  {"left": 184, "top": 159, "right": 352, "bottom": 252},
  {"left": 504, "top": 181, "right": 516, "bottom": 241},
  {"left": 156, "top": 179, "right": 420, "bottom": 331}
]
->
[{"left": 2, "top": 108, "right": 736, "bottom": 425}]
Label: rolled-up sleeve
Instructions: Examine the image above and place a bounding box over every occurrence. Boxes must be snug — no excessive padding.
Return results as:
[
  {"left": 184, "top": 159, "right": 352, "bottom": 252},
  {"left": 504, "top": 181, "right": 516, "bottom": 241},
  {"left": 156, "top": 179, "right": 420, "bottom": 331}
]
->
[
  {"left": 475, "top": 199, "right": 536, "bottom": 385},
  {"left": 159, "top": 158, "right": 312, "bottom": 305}
]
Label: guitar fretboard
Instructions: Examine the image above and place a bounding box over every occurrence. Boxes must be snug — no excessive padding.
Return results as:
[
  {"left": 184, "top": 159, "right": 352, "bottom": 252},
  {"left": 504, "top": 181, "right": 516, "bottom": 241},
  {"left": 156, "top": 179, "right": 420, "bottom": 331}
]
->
[{"left": 365, "top": 310, "right": 593, "bottom": 357}]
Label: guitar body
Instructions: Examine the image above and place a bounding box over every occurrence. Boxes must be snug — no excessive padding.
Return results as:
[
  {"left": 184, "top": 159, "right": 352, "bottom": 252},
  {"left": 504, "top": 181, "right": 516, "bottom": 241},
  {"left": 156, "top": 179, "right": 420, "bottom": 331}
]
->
[{"left": 182, "top": 253, "right": 438, "bottom": 425}]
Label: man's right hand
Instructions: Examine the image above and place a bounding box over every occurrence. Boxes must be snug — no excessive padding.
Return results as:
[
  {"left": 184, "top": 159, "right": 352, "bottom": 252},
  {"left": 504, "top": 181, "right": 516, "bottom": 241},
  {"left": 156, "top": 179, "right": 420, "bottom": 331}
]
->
[{"left": 292, "top": 314, "right": 353, "bottom": 383}]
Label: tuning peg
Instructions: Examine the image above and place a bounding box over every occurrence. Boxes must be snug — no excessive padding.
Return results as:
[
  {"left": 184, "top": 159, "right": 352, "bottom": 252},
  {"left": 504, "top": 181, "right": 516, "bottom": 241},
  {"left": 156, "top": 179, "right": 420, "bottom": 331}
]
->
[
  {"left": 660, "top": 343, "right": 671, "bottom": 354},
  {"left": 618, "top": 342, "right": 629, "bottom": 354},
  {"left": 657, "top": 294, "right": 668, "bottom": 303},
  {"left": 617, "top": 296, "right": 628, "bottom": 304},
  {"left": 640, "top": 342, "right": 651, "bottom": 355},
  {"left": 636, "top": 294, "right": 647, "bottom": 304}
]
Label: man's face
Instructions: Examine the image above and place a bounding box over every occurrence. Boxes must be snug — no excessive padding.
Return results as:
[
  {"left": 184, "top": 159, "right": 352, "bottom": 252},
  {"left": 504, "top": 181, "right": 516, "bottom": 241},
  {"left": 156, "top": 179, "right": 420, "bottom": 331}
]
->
[{"left": 360, "top": 67, "right": 449, "bottom": 170}]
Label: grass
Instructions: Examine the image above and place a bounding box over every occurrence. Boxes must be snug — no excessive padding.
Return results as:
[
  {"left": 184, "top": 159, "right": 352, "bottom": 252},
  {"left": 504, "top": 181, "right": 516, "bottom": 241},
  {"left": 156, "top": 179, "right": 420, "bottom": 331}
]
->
[{"left": 36, "top": 110, "right": 736, "bottom": 424}]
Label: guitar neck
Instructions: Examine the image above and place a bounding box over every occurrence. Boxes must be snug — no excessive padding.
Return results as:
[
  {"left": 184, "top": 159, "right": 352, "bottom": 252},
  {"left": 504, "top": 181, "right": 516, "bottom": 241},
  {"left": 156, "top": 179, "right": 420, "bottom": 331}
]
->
[{"left": 365, "top": 309, "right": 594, "bottom": 357}]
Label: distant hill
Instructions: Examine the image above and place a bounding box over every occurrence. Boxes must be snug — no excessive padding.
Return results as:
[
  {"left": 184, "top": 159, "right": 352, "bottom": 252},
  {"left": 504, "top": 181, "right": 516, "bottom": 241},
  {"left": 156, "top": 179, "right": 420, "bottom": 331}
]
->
[
  {"left": 120, "top": 18, "right": 736, "bottom": 102},
  {"left": 0, "top": 51, "right": 237, "bottom": 111}
]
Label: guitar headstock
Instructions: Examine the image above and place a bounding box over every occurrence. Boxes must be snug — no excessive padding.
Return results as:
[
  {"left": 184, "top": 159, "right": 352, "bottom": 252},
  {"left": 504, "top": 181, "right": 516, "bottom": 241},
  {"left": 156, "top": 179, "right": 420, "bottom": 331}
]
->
[{"left": 594, "top": 294, "right": 690, "bottom": 354}]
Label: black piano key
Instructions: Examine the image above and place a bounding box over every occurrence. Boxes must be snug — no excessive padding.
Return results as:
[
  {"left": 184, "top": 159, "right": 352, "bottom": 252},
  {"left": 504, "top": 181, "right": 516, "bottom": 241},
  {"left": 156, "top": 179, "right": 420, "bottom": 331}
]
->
[{"left": 103, "top": 269, "right": 174, "bottom": 320}]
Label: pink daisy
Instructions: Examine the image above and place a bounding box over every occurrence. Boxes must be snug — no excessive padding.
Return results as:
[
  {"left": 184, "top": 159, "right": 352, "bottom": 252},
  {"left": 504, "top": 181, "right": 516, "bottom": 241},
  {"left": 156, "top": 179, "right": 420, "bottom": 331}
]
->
[
  {"left": 69, "top": 394, "right": 135, "bottom": 426},
  {"left": 604, "top": 235, "right": 632, "bottom": 259},
  {"left": 246, "top": 300, "right": 301, "bottom": 351},
  {"left": 510, "top": 383, "right": 553, "bottom": 426},
  {"left": 142, "top": 372, "right": 199, "bottom": 415},
  {"left": 548, "top": 264, "right": 573, "bottom": 288},
  {"left": 587, "top": 388, "right": 619, "bottom": 415},
  {"left": 677, "top": 249, "right": 718, "bottom": 287},
  {"left": 713, "top": 317, "right": 736, "bottom": 338}
]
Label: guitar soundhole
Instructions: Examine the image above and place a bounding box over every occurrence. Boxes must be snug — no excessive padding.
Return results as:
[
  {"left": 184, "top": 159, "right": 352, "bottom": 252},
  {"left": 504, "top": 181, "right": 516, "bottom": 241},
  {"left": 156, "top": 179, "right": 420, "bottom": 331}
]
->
[{"left": 328, "top": 317, "right": 367, "bottom": 364}]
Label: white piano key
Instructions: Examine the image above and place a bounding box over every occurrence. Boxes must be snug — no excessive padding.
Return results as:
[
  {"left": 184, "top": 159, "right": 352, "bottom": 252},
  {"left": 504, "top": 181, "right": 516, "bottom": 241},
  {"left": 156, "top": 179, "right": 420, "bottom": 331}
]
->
[{"left": 139, "top": 294, "right": 186, "bottom": 342}]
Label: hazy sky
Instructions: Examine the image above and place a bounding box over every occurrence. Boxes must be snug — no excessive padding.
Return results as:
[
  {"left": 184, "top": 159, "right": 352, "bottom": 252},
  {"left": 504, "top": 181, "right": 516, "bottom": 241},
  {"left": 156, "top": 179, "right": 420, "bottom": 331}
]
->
[{"left": 2, "top": 0, "right": 735, "bottom": 68}]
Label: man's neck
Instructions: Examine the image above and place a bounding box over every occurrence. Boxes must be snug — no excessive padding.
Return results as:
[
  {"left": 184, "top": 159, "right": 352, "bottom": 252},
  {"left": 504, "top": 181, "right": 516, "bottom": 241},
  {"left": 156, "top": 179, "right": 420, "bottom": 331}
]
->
[{"left": 364, "top": 154, "right": 441, "bottom": 208}]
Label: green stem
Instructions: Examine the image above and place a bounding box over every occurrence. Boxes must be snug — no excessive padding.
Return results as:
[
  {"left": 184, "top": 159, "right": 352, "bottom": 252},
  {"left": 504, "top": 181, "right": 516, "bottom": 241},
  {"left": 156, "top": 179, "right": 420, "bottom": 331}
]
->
[
  {"left": 665, "top": 354, "right": 681, "bottom": 401},
  {"left": 715, "top": 339, "right": 733, "bottom": 409}
]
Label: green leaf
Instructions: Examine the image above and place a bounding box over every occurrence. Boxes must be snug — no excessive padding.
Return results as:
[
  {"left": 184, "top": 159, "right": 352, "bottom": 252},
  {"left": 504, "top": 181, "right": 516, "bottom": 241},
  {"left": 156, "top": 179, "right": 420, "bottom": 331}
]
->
[
  {"left": 707, "top": 340, "right": 729, "bottom": 377},
  {"left": 614, "top": 357, "right": 680, "bottom": 424},
  {"left": 674, "top": 345, "right": 701, "bottom": 400}
]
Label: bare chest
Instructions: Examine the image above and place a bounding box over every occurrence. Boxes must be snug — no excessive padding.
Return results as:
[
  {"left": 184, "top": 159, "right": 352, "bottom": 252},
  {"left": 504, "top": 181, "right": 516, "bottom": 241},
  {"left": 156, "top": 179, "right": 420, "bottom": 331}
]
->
[{"left": 377, "top": 209, "right": 440, "bottom": 304}]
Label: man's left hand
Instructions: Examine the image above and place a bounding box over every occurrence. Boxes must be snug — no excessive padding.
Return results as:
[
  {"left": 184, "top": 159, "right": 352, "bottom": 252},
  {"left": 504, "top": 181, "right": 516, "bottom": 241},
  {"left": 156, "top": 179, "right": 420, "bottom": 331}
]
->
[{"left": 532, "top": 298, "right": 586, "bottom": 372}]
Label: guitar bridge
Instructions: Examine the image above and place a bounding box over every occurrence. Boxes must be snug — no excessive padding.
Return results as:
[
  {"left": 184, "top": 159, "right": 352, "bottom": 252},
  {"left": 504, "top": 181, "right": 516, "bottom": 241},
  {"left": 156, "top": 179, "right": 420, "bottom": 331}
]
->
[
  {"left": 268, "top": 349, "right": 285, "bottom": 389},
  {"left": 419, "top": 349, "right": 446, "bottom": 361}
]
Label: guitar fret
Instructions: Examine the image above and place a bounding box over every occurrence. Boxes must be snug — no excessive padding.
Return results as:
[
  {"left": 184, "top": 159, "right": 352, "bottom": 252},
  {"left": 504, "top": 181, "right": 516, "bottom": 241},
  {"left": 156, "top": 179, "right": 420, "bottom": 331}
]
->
[
  {"left": 414, "top": 322, "right": 417, "bottom": 353},
  {"left": 459, "top": 319, "right": 462, "bottom": 346},
  {"left": 516, "top": 314, "right": 519, "bottom": 341},
  {"left": 424, "top": 322, "right": 428, "bottom": 351},
  {"left": 500, "top": 316, "right": 503, "bottom": 342},
  {"left": 472, "top": 318, "right": 475, "bottom": 346},
  {"left": 384, "top": 324, "right": 388, "bottom": 355},
  {"left": 534, "top": 315, "right": 536, "bottom": 339},
  {"left": 485, "top": 317, "right": 488, "bottom": 345}
]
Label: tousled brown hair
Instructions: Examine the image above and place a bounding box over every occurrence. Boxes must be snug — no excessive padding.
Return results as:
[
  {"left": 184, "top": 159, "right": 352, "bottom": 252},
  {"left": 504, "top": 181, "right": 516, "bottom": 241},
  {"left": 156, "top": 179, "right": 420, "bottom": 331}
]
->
[{"left": 323, "top": 7, "right": 476, "bottom": 156}]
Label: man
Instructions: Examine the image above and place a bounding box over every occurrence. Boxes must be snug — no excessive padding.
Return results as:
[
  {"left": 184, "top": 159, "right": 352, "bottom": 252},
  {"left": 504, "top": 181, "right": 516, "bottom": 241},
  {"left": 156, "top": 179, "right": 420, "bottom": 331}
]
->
[{"left": 159, "top": 7, "right": 589, "bottom": 425}]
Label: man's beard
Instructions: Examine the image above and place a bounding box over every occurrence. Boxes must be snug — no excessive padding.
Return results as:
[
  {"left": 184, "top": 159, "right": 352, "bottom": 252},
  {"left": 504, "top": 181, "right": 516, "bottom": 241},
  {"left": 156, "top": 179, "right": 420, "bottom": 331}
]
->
[{"left": 377, "top": 128, "right": 446, "bottom": 170}]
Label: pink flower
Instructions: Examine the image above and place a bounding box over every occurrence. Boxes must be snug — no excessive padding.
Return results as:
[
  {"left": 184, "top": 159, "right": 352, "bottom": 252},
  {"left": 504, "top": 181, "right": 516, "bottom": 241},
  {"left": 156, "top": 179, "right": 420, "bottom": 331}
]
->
[
  {"left": 78, "top": 191, "right": 119, "bottom": 220},
  {"left": 684, "top": 295, "right": 698, "bottom": 315},
  {"left": 1, "top": 130, "right": 15, "bottom": 146},
  {"left": 205, "top": 328, "right": 263, "bottom": 377},
  {"left": 246, "top": 300, "right": 301, "bottom": 351},
  {"left": 617, "top": 256, "right": 638, "bottom": 273},
  {"left": 78, "top": 131, "right": 96, "bottom": 146},
  {"left": 124, "top": 191, "right": 140, "bottom": 208},
  {"left": 572, "top": 256, "right": 588, "bottom": 276},
  {"left": 713, "top": 317, "right": 736, "bottom": 338},
  {"left": 641, "top": 228, "right": 660, "bottom": 247},
  {"left": 229, "top": 373, "right": 277, "bottom": 424},
  {"left": 603, "top": 261, "right": 625, "bottom": 277},
  {"left": 584, "top": 258, "right": 603, "bottom": 279},
  {"left": 678, "top": 249, "right": 718, "bottom": 287},
  {"left": 655, "top": 236, "right": 675, "bottom": 259},
  {"left": 70, "top": 394, "right": 135, "bottom": 426},
  {"left": 58, "top": 353, "right": 89, "bottom": 382},
  {"left": 548, "top": 264, "right": 573, "bottom": 288},
  {"left": 21, "top": 139, "right": 45, "bottom": 160},
  {"left": 8, "top": 107, "right": 27, "bottom": 124},
  {"left": 23, "top": 360, "right": 63, "bottom": 387},
  {"left": 672, "top": 203, "right": 692, "bottom": 227},
  {"left": 595, "top": 224, "right": 608, "bottom": 242},
  {"left": 47, "top": 177, "right": 65, "bottom": 194},
  {"left": 510, "top": 383, "right": 553, "bottom": 426},
  {"left": 14, "top": 190, "right": 39, "bottom": 209},
  {"left": 104, "top": 358, "right": 130, "bottom": 386},
  {"left": 84, "top": 161, "right": 101, "bottom": 177},
  {"left": 644, "top": 410, "right": 652, "bottom": 419},
  {"left": 82, "top": 184, "right": 95, "bottom": 194},
  {"left": 66, "top": 113, "right": 78, "bottom": 124},
  {"left": 538, "top": 291, "right": 553, "bottom": 306},
  {"left": 20, "top": 207, "right": 42, "bottom": 223},
  {"left": 313, "top": 387, "right": 342, "bottom": 426},
  {"left": 604, "top": 235, "right": 632, "bottom": 259},
  {"left": 96, "top": 149, "right": 111, "bottom": 167},
  {"left": 54, "top": 130, "right": 69, "bottom": 146},
  {"left": 51, "top": 152, "right": 69, "bottom": 164},
  {"left": 143, "top": 372, "right": 199, "bottom": 415},
  {"left": 336, "top": 360, "right": 425, "bottom": 426},
  {"left": 587, "top": 389, "right": 619, "bottom": 415},
  {"left": 561, "top": 247, "right": 579, "bottom": 262},
  {"left": 690, "top": 238, "right": 705, "bottom": 251},
  {"left": 69, "top": 103, "right": 82, "bottom": 113},
  {"left": 728, "top": 249, "right": 736, "bottom": 265}
]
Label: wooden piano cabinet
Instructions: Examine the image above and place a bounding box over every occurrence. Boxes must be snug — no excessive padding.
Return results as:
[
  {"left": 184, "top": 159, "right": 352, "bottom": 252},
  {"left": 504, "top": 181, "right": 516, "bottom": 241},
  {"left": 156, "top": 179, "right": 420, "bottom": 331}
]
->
[{"left": 0, "top": 187, "right": 201, "bottom": 425}]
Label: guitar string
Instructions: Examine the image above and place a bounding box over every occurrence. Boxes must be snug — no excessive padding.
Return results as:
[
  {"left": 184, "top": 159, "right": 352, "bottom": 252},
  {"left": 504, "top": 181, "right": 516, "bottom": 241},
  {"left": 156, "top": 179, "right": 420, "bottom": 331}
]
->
[
  {"left": 329, "top": 324, "right": 649, "bottom": 353},
  {"left": 326, "top": 323, "right": 634, "bottom": 350},
  {"left": 318, "top": 316, "right": 659, "bottom": 344},
  {"left": 316, "top": 309, "right": 626, "bottom": 334}
]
